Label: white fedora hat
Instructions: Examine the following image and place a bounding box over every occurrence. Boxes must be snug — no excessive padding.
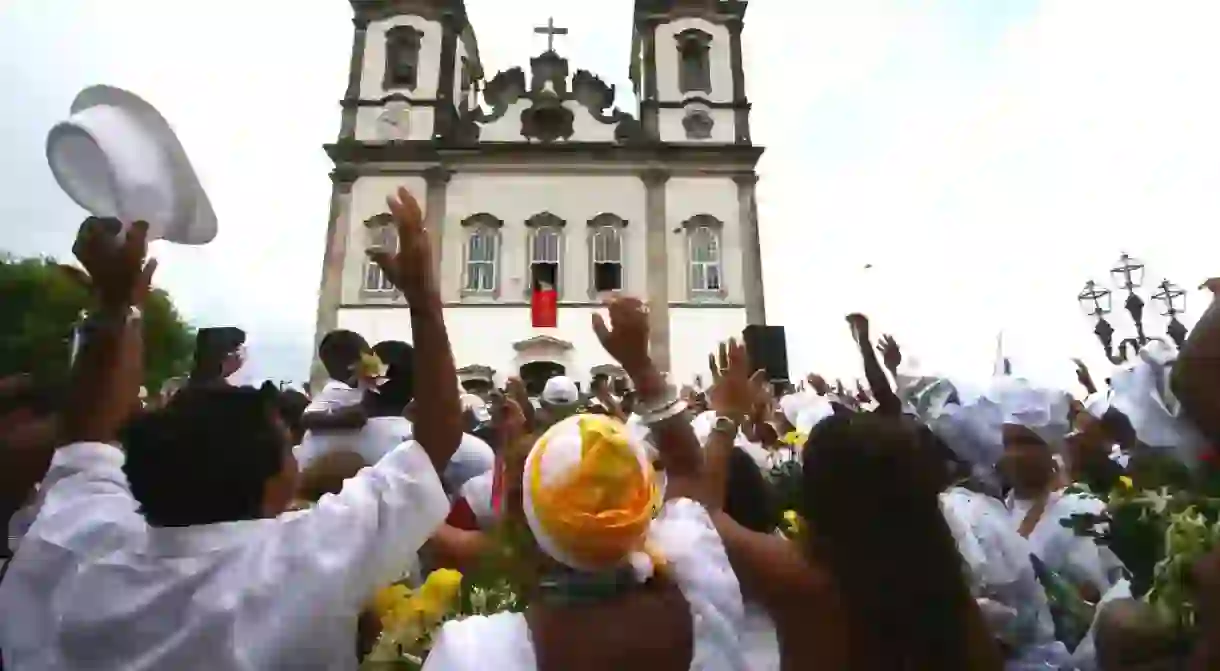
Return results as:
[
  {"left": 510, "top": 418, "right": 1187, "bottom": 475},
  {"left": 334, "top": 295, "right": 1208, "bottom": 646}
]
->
[{"left": 46, "top": 85, "right": 216, "bottom": 245}]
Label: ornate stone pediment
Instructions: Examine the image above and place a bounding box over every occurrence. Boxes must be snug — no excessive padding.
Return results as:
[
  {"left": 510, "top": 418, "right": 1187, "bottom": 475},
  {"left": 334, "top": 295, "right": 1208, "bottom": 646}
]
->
[
  {"left": 464, "top": 51, "right": 643, "bottom": 145},
  {"left": 512, "top": 335, "right": 574, "bottom": 353}
]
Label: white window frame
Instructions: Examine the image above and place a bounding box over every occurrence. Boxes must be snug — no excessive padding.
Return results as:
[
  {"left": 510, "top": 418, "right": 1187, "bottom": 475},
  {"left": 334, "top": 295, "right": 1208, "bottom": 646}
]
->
[
  {"left": 524, "top": 212, "right": 566, "bottom": 298},
  {"left": 684, "top": 215, "right": 726, "bottom": 300},
  {"left": 461, "top": 213, "right": 503, "bottom": 299},
  {"left": 587, "top": 213, "right": 626, "bottom": 298},
  {"left": 363, "top": 216, "right": 398, "bottom": 294}
]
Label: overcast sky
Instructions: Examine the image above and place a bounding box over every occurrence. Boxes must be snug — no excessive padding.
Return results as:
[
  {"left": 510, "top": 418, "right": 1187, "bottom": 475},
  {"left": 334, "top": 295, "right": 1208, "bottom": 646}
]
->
[{"left": 3, "top": 0, "right": 1219, "bottom": 390}]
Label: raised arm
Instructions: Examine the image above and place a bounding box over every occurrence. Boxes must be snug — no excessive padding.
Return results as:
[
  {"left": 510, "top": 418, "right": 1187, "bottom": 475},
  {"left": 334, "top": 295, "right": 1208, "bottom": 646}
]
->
[
  {"left": 368, "top": 187, "right": 462, "bottom": 474},
  {"left": 847, "top": 313, "right": 901, "bottom": 415},
  {"left": 592, "top": 297, "right": 705, "bottom": 503}
]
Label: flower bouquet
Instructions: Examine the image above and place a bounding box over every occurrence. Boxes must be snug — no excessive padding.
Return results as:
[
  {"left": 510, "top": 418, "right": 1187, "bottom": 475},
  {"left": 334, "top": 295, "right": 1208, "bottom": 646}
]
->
[{"left": 1062, "top": 454, "right": 1220, "bottom": 653}]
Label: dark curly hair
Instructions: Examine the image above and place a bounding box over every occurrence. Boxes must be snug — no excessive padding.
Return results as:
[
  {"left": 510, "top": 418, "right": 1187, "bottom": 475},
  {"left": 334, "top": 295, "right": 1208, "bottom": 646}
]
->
[{"left": 121, "top": 385, "right": 289, "bottom": 527}]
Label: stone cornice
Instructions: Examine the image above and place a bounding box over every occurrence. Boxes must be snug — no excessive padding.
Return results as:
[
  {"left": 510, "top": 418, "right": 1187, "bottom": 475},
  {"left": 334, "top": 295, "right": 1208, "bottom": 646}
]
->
[
  {"left": 338, "top": 300, "right": 748, "bottom": 309},
  {"left": 324, "top": 140, "right": 763, "bottom": 169},
  {"left": 641, "top": 97, "right": 749, "bottom": 110},
  {"left": 349, "top": 0, "right": 468, "bottom": 28}
]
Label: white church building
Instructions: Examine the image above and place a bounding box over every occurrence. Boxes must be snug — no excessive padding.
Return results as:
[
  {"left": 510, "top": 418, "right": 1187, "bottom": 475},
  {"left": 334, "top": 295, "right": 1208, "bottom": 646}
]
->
[{"left": 313, "top": 0, "right": 766, "bottom": 393}]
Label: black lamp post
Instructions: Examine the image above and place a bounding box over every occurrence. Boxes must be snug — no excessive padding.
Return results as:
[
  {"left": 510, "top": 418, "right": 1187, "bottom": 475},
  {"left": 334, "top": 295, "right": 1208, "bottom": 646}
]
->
[
  {"left": 1078, "top": 253, "right": 1189, "bottom": 363},
  {"left": 1151, "top": 279, "right": 1188, "bottom": 348}
]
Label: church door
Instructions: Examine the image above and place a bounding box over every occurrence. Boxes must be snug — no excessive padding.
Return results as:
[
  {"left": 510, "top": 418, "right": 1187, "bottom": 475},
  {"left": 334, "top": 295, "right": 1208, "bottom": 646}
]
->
[{"left": 519, "top": 361, "right": 566, "bottom": 396}]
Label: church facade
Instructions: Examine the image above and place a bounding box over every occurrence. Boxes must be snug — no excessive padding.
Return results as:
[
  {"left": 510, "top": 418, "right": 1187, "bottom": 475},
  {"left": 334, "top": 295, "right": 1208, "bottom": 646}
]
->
[{"left": 314, "top": 0, "right": 765, "bottom": 392}]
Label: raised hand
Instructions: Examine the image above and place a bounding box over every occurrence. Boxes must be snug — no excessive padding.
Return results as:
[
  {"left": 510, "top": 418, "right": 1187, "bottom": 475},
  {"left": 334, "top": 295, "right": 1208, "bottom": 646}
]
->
[
  {"left": 1071, "top": 358, "right": 1097, "bottom": 394},
  {"left": 592, "top": 296, "right": 652, "bottom": 373},
  {"left": 846, "top": 313, "right": 870, "bottom": 344},
  {"left": 68, "top": 217, "right": 157, "bottom": 309},
  {"left": 877, "top": 335, "right": 902, "bottom": 373},
  {"left": 706, "top": 339, "right": 762, "bottom": 421},
  {"left": 367, "top": 187, "right": 431, "bottom": 295},
  {"left": 806, "top": 373, "right": 830, "bottom": 396}
]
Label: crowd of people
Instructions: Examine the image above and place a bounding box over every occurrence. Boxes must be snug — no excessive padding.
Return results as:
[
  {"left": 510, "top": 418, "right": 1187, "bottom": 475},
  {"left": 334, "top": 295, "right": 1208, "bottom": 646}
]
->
[{"left": 1, "top": 185, "right": 1219, "bottom": 670}]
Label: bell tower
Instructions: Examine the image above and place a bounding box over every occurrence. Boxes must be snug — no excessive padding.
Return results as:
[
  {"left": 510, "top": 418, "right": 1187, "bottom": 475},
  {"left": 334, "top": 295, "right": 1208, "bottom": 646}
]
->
[
  {"left": 342, "top": 0, "right": 482, "bottom": 143},
  {"left": 630, "top": 0, "right": 750, "bottom": 145}
]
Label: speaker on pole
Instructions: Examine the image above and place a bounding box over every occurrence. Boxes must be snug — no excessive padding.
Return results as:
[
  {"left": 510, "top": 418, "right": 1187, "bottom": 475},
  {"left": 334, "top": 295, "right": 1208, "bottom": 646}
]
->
[{"left": 742, "top": 324, "right": 789, "bottom": 382}]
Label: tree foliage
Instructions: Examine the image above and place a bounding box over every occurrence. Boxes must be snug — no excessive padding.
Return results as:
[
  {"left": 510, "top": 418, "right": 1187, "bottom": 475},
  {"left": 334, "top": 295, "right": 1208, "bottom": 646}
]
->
[{"left": 0, "top": 255, "right": 194, "bottom": 392}]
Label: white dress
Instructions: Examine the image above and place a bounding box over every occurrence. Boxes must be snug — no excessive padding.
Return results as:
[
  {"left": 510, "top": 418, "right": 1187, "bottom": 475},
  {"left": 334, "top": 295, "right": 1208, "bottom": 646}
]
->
[
  {"left": 422, "top": 498, "right": 749, "bottom": 671},
  {"left": 942, "top": 487, "right": 1072, "bottom": 670}
]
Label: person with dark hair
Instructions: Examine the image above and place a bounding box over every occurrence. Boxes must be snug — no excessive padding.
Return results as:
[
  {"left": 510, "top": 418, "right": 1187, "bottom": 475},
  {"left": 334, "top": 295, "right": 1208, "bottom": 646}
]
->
[
  {"left": 121, "top": 385, "right": 296, "bottom": 526},
  {"left": 702, "top": 338, "right": 1003, "bottom": 671},
  {"left": 186, "top": 327, "right": 246, "bottom": 388},
  {"left": 0, "top": 376, "right": 64, "bottom": 569},
  {"left": 0, "top": 194, "right": 466, "bottom": 669},
  {"left": 296, "top": 329, "right": 374, "bottom": 458}
]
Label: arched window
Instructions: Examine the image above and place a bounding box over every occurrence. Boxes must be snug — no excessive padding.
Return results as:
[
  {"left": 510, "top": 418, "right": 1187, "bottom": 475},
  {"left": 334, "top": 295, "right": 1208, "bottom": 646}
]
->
[
  {"left": 385, "top": 25, "right": 423, "bottom": 90},
  {"left": 588, "top": 213, "right": 626, "bottom": 295},
  {"left": 526, "top": 212, "right": 566, "bottom": 296},
  {"left": 684, "top": 215, "right": 723, "bottom": 296},
  {"left": 675, "top": 29, "right": 712, "bottom": 95},
  {"left": 363, "top": 214, "right": 397, "bottom": 293},
  {"left": 461, "top": 214, "right": 502, "bottom": 296}
]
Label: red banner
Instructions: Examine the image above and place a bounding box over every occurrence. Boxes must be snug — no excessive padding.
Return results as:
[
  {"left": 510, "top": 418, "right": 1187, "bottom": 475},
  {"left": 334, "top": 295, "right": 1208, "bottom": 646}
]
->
[{"left": 531, "top": 288, "right": 558, "bottom": 328}]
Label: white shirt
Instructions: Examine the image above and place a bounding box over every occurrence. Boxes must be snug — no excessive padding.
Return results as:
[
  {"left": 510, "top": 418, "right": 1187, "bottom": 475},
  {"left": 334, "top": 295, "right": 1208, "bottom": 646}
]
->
[
  {"left": 296, "top": 380, "right": 364, "bottom": 468},
  {"left": 0, "top": 440, "right": 450, "bottom": 670},
  {"left": 1005, "top": 489, "right": 1120, "bottom": 594}
]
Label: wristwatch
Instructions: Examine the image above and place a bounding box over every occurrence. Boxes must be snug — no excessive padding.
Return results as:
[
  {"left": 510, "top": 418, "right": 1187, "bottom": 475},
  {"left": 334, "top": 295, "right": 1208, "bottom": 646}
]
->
[{"left": 711, "top": 415, "right": 739, "bottom": 436}]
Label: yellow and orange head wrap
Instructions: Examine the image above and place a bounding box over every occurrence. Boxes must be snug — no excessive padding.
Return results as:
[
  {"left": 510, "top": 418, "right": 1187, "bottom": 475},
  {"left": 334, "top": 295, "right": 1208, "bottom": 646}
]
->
[{"left": 522, "top": 414, "right": 664, "bottom": 580}]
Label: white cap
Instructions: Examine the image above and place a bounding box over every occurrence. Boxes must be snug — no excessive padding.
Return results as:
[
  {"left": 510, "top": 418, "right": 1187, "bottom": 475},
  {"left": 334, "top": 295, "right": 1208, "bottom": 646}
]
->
[{"left": 541, "top": 376, "right": 580, "bottom": 405}]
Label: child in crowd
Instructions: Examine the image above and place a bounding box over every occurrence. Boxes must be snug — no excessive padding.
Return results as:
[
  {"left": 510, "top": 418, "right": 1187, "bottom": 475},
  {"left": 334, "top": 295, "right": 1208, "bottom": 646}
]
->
[{"left": 295, "top": 330, "right": 383, "bottom": 467}]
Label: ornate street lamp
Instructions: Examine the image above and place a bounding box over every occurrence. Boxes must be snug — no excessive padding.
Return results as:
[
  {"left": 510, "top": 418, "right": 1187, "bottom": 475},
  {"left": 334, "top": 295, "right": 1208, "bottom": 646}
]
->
[
  {"left": 1079, "top": 253, "right": 1189, "bottom": 362},
  {"left": 1151, "top": 279, "right": 1188, "bottom": 348},
  {"left": 1077, "top": 280, "right": 1117, "bottom": 363}
]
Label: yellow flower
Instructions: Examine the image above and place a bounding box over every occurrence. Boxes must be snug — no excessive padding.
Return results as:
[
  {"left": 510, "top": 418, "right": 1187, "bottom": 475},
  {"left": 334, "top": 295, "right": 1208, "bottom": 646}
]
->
[
  {"left": 371, "top": 583, "right": 411, "bottom": 620},
  {"left": 1119, "top": 476, "right": 1134, "bottom": 490},
  {"left": 781, "top": 431, "right": 807, "bottom": 448},
  {"left": 355, "top": 352, "right": 387, "bottom": 379},
  {"left": 417, "top": 569, "right": 463, "bottom": 615}
]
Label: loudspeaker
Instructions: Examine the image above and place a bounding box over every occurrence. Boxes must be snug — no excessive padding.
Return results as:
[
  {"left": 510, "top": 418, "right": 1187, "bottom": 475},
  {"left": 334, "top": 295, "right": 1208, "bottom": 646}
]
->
[{"left": 742, "top": 325, "right": 789, "bottom": 382}]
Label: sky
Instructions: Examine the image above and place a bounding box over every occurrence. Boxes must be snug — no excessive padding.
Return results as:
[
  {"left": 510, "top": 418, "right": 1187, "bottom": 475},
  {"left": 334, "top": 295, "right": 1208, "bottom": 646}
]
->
[{"left": 2, "top": 0, "right": 1219, "bottom": 391}]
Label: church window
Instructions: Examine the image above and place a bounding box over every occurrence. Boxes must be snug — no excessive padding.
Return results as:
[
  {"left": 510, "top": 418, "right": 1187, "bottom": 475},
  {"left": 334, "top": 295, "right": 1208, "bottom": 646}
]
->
[
  {"left": 675, "top": 29, "right": 712, "bottom": 95},
  {"left": 526, "top": 213, "right": 566, "bottom": 296},
  {"left": 385, "top": 26, "right": 423, "bottom": 90},
  {"left": 530, "top": 227, "right": 562, "bottom": 292},
  {"left": 684, "top": 215, "right": 723, "bottom": 296},
  {"left": 363, "top": 214, "right": 397, "bottom": 293},
  {"left": 588, "top": 214, "right": 626, "bottom": 295},
  {"left": 461, "top": 214, "right": 503, "bottom": 296}
]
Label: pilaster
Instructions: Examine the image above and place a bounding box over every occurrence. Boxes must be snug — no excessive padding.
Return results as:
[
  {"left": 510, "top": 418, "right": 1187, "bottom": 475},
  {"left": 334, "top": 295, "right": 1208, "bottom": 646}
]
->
[
  {"left": 641, "top": 168, "right": 671, "bottom": 373},
  {"left": 727, "top": 18, "right": 750, "bottom": 145},
  {"left": 312, "top": 173, "right": 356, "bottom": 386},
  {"left": 340, "top": 18, "right": 370, "bottom": 140},
  {"left": 734, "top": 172, "right": 765, "bottom": 324},
  {"left": 423, "top": 167, "right": 452, "bottom": 279}
]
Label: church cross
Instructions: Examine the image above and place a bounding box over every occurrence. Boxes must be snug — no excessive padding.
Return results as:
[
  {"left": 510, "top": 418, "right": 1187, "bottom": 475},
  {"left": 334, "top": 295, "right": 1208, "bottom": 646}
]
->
[{"left": 534, "top": 17, "right": 568, "bottom": 52}]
